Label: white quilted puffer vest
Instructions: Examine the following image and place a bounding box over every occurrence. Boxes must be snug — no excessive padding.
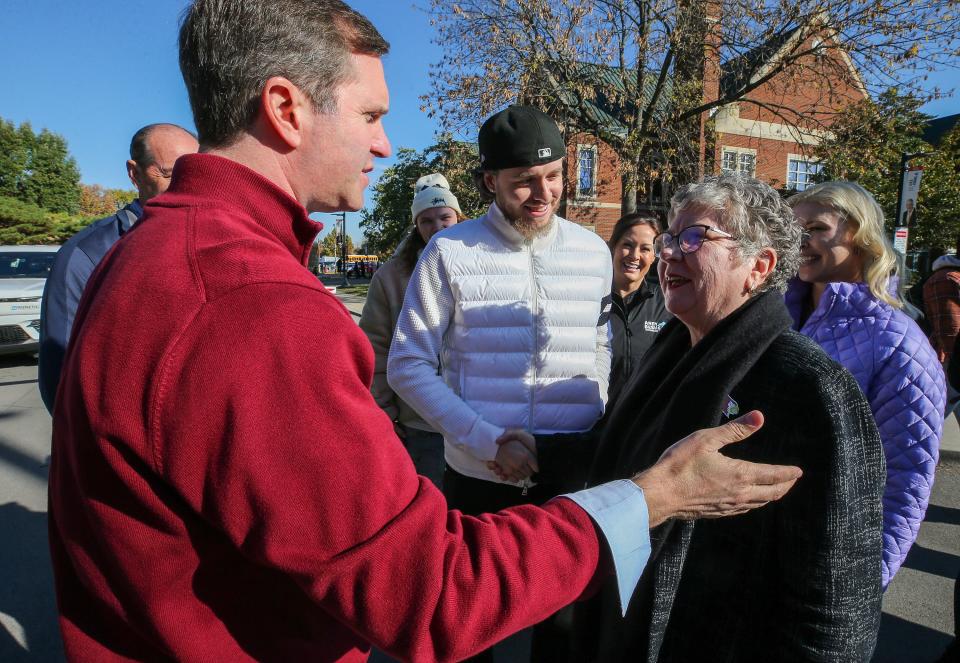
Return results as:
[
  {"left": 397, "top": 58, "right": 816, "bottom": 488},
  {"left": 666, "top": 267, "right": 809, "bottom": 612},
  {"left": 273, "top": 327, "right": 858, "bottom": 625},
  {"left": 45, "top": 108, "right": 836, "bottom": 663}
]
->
[{"left": 388, "top": 203, "right": 613, "bottom": 483}]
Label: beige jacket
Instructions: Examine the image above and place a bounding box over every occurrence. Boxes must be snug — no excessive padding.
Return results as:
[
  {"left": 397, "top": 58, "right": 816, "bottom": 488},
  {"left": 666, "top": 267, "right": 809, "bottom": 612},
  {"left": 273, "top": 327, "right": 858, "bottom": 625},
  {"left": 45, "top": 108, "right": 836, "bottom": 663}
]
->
[{"left": 359, "top": 240, "right": 434, "bottom": 431}]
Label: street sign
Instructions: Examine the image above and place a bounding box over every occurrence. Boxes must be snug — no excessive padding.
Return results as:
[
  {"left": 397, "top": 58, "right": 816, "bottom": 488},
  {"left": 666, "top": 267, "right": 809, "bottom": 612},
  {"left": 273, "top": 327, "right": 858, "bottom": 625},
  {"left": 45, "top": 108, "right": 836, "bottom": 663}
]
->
[{"left": 894, "top": 226, "right": 909, "bottom": 254}]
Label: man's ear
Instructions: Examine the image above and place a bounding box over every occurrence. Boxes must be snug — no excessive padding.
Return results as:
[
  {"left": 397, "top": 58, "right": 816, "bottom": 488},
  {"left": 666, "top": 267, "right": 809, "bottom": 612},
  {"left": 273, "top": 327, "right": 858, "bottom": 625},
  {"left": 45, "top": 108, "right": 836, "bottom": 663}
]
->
[
  {"left": 483, "top": 171, "right": 497, "bottom": 195},
  {"left": 745, "top": 247, "right": 777, "bottom": 293},
  {"left": 126, "top": 160, "right": 140, "bottom": 189},
  {"left": 259, "top": 76, "right": 309, "bottom": 150}
]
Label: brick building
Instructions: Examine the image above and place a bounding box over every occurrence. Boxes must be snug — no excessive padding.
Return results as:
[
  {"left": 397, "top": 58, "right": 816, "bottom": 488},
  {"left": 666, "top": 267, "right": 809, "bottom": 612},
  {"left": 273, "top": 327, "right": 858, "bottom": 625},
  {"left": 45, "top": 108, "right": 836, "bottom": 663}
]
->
[{"left": 561, "top": 19, "right": 868, "bottom": 240}]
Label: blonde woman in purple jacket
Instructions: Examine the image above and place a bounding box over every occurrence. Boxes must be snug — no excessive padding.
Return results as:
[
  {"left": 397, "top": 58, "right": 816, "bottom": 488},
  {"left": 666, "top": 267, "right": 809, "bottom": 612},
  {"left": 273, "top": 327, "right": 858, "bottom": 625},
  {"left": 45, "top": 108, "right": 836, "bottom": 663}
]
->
[{"left": 785, "top": 181, "right": 945, "bottom": 588}]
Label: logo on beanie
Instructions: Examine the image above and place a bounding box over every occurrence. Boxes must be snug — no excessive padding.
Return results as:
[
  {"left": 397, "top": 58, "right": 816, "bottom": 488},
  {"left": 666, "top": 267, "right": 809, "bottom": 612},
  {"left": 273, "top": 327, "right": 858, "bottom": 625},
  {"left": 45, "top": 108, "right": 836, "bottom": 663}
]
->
[
  {"left": 538, "top": 147, "right": 552, "bottom": 158},
  {"left": 432, "top": 197, "right": 445, "bottom": 205}
]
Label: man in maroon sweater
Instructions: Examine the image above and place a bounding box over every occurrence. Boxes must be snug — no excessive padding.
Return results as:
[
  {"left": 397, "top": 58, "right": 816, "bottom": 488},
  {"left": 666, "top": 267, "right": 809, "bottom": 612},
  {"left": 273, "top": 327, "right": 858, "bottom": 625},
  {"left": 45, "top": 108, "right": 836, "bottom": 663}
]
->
[{"left": 47, "top": 1, "right": 801, "bottom": 661}]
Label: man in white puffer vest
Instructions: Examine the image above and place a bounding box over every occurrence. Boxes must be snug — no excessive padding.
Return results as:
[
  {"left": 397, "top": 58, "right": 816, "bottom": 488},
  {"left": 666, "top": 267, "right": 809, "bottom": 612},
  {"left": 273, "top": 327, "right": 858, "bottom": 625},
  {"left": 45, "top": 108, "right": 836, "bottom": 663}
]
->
[
  {"left": 388, "top": 106, "right": 612, "bottom": 661},
  {"left": 389, "top": 105, "right": 612, "bottom": 508}
]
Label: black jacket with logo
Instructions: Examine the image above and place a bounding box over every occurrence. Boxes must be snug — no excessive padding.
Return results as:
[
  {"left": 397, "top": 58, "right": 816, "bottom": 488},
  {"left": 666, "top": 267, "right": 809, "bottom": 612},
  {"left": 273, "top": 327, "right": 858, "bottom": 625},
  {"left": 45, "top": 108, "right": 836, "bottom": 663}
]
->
[{"left": 609, "top": 274, "right": 671, "bottom": 401}]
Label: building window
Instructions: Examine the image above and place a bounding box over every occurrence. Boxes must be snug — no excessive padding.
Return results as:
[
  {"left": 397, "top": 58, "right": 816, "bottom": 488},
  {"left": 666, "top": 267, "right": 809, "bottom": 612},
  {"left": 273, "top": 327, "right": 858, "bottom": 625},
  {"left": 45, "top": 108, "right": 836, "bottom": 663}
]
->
[
  {"left": 787, "top": 157, "right": 822, "bottom": 191},
  {"left": 721, "top": 148, "right": 756, "bottom": 177},
  {"left": 577, "top": 145, "right": 597, "bottom": 197}
]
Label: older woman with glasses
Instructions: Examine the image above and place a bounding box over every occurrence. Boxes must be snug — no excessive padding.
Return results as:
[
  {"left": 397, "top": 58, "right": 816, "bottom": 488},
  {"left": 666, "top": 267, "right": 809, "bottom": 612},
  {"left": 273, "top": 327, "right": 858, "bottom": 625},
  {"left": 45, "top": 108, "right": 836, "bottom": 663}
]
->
[{"left": 526, "top": 175, "right": 886, "bottom": 662}]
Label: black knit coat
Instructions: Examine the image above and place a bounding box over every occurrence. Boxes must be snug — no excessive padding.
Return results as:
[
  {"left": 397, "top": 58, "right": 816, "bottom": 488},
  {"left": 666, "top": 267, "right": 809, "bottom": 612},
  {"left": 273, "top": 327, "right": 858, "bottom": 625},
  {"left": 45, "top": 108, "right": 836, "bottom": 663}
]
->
[{"left": 573, "top": 290, "right": 886, "bottom": 662}]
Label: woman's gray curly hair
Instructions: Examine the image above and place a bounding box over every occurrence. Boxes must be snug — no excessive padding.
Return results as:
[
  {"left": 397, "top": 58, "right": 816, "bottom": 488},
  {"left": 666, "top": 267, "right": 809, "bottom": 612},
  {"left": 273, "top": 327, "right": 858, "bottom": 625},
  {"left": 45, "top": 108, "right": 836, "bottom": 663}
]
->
[{"left": 667, "top": 174, "right": 802, "bottom": 294}]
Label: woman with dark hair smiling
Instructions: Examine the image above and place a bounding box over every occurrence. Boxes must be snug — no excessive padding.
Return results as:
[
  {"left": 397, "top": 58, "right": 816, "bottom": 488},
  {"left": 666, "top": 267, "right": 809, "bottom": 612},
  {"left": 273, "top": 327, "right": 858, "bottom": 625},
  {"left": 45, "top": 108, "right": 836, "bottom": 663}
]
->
[{"left": 607, "top": 211, "right": 672, "bottom": 400}]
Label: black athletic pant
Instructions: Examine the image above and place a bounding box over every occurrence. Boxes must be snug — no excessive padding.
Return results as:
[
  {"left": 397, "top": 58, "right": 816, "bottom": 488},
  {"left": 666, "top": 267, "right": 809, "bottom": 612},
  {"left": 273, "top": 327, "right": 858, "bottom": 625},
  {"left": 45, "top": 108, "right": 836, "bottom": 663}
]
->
[{"left": 443, "top": 467, "right": 572, "bottom": 663}]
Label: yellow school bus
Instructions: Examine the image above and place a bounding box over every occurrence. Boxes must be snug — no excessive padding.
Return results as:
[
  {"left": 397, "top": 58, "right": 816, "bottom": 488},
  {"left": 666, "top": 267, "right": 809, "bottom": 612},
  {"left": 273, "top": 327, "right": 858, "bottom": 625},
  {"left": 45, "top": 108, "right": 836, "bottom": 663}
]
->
[{"left": 345, "top": 254, "right": 379, "bottom": 264}]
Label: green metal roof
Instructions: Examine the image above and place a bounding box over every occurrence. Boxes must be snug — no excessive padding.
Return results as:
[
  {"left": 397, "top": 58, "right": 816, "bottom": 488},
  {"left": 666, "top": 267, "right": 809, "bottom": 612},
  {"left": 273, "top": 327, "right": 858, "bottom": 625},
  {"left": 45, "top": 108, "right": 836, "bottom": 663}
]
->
[
  {"left": 551, "top": 28, "right": 804, "bottom": 136},
  {"left": 545, "top": 61, "right": 672, "bottom": 138}
]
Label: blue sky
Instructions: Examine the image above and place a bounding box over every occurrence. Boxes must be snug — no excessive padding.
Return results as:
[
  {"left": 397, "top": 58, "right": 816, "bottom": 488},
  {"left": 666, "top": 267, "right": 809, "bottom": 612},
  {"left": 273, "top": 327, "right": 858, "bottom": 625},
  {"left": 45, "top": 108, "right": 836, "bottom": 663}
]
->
[
  {"left": 0, "top": 0, "right": 445, "bottom": 241},
  {"left": 1, "top": 1, "right": 958, "bottom": 241}
]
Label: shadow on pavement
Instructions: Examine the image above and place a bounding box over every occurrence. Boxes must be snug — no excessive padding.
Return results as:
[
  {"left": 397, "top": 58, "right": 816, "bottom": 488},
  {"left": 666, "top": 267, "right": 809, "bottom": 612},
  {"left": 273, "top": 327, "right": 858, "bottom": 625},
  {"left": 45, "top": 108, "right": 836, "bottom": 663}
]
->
[
  {"left": 0, "top": 379, "right": 38, "bottom": 388},
  {"left": 873, "top": 612, "right": 952, "bottom": 662},
  {"left": 903, "top": 543, "right": 960, "bottom": 581},
  {"left": 0, "top": 356, "right": 38, "bottom": 370},
  {"left": 0, "top": 428, "right": 50, "bottom": 484},
  {"left": 0, "top": 503, "right": 64, "bottom": 662},
  {"left": 926, "top": 503, "right": 960, "bottom": 527}
]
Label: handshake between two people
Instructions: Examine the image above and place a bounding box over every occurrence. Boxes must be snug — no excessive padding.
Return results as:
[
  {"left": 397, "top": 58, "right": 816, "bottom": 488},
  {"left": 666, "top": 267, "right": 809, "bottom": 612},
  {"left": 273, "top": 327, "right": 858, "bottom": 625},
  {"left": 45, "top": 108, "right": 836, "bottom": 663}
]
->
[{"left": 486, "top": 410, "right": 802, "bottom": 527}]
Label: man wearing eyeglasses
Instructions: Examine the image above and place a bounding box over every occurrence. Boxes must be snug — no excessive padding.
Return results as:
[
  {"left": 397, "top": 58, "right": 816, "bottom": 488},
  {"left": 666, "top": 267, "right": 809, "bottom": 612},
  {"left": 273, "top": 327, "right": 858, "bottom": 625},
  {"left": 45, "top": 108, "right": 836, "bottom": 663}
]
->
[{"left": 38, "top": 123, "right": 198, "bottom": 413}]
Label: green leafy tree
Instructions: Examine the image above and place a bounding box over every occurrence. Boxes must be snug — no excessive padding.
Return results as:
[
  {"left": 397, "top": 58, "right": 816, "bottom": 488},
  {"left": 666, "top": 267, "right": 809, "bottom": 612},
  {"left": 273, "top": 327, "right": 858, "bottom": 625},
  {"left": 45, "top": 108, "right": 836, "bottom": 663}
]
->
[
  {"left": 0, "top": 195, "right": 90, "bottom": 245},
  {"left": 21, "top": 128, "right": 82, "bottom": 214},
  {"left": 0, "top": 195, "right": 57, "bottom": 244},
  {"left": 360, "top": 147, "right": 432, "bottom": 255},
  {"left": 360, "top": 136, "right": 486, "bottom": 256},
  {"left": 319, "top": 229, "right": 355, "bottom": 258},
  {"left": 0, "top": 117, "right": 82, "bottom": 214},
  {"left": 0, "top": 119, "right": 31, "bottom": 199},
  {"left": 916, "top": 125, "right": 960, "bottom": 250},
  {"left": 815, "top": 89, "right": 959, "bottom": 249}
]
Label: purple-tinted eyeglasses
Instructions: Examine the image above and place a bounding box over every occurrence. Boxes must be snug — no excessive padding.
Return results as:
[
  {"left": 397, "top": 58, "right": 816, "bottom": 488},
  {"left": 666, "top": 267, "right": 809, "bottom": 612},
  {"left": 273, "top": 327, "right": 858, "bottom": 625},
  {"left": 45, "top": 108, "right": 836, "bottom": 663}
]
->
[{"left": 654, "top": 224, "right": 736, "bottom": 257}]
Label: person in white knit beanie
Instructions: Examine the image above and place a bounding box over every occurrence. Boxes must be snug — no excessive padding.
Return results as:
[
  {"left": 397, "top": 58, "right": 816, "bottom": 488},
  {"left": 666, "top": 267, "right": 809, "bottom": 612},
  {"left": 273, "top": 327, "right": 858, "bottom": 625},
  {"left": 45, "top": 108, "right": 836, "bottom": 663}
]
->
[
  {"left": 359, "top": 173, "right": 463, "bottom": 489},
  {"left": 411, "top": 173, "right": 462, "bottom": 222}
]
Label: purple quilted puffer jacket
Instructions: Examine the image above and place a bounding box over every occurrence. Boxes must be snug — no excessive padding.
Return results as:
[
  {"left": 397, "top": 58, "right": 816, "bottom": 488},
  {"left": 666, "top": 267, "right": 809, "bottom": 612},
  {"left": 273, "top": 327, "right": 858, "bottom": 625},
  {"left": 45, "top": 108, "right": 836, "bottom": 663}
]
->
[{"left": 785, "top": 279, "right": 945, "bottom": 588}]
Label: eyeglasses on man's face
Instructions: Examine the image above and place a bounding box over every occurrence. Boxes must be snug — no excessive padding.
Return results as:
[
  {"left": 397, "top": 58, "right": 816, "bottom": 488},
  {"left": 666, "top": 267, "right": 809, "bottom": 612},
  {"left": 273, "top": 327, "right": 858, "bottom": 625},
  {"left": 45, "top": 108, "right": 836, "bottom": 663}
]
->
[
  {"left": 654, "top": 224, "right": 736, "bottom": 257},
  {"left": 146, "top": 163, "right": 175, "bottom": 180}
]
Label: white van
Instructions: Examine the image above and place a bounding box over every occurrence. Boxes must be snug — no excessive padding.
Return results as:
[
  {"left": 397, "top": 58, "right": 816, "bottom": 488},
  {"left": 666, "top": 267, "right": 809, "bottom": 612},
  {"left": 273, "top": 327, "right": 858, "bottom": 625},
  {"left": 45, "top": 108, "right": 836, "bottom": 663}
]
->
[{"left": 0, "top": 245, "right": 59, "bottom": 355}]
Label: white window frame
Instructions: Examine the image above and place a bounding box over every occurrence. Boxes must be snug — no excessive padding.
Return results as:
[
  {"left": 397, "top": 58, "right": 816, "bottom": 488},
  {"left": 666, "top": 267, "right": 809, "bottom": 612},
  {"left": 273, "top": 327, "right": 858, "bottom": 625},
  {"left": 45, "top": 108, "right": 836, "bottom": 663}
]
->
[
  {"left": 785, "top": 154, "right": 822, "bottom": 192},
  {"left": 576, "top": 143, "right": 599, "bottom": 199},
  {"left": 720, "top": 146, "right": 757, "bottom": 177}
]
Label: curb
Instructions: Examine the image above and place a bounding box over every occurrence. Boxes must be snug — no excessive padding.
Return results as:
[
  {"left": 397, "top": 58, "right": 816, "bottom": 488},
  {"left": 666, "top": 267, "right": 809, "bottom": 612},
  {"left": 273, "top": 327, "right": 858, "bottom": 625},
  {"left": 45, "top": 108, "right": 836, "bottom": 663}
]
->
[{"left": 941, "top": 449, "right": 960, "bottom": 463}]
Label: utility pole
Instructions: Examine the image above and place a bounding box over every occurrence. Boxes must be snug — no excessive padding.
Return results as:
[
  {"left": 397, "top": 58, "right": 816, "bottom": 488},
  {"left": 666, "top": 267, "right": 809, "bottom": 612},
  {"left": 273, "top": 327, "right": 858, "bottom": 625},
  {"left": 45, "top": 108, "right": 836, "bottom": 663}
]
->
[{"left": 337, "top": 212, "right": 349, "bottom": 286}]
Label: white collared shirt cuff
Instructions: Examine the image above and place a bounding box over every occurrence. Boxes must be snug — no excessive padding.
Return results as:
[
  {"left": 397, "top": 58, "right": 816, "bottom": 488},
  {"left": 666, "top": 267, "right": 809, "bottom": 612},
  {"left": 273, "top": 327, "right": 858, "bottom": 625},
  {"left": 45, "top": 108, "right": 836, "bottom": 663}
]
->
[{"left": 563, "top": 479, "right": 651, "bottom": 616}]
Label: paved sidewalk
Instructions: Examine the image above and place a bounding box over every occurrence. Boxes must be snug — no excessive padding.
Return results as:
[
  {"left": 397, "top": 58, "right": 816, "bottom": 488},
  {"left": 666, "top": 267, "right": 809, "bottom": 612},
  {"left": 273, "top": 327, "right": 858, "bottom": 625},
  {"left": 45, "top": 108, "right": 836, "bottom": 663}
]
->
[
  {"left": 337, "top": 293, "right": 365, "bottom": 319},
  {"left": 942, "top": 413, "right": 960, "bottom": 461}
]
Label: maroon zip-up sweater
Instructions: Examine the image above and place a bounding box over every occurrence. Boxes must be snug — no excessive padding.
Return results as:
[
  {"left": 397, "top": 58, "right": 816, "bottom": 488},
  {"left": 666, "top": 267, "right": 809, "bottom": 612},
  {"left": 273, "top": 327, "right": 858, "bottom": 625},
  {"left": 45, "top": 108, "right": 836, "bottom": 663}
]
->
[{"left": 48, "top": 154, "right": 603, "bottom": 662}]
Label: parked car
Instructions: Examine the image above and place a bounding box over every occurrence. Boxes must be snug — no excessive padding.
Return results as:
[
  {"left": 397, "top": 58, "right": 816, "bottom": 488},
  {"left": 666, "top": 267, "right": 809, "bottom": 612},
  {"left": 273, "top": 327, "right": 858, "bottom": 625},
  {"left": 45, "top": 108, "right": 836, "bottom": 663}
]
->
[{"left": 0, "top": 245, "right": 59, "bottom": 356}]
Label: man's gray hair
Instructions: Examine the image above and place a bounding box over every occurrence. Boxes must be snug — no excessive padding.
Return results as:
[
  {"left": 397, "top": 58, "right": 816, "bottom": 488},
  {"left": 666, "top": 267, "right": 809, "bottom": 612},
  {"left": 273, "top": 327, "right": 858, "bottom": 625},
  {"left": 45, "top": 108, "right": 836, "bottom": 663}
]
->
[
  {"left": 178, "top": 0, "right": 389, "bottom": 147},
  {"left": 668, "top": 174, "right": 802, "bottom": 293}
]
